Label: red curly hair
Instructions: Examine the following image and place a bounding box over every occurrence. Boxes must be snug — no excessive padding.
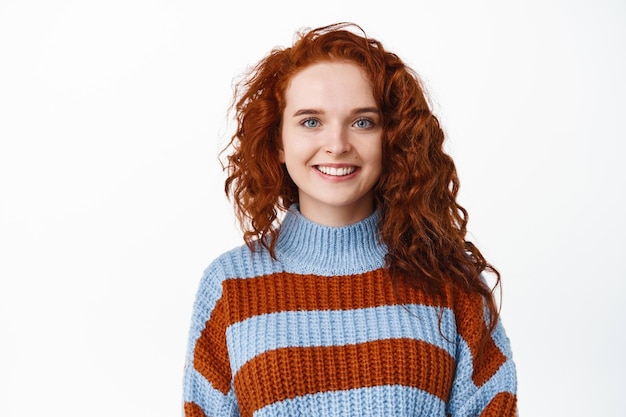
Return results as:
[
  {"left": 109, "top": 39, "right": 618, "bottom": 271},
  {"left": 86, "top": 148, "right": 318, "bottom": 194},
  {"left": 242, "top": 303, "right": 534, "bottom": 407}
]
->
[{"left": 223, "top": 22, "right": 501, "bottom": 333}]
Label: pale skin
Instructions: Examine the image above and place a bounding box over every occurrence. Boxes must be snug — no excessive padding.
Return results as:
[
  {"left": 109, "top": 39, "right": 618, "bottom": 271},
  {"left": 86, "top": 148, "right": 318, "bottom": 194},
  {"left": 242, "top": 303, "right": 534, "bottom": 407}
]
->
[{"left": 279, "top": 61, "right": 383, "bottom": 227}]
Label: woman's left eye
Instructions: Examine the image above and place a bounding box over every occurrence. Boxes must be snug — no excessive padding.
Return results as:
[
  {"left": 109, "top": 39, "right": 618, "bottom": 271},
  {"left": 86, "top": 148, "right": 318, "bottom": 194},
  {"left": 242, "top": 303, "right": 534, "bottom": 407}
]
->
[{"left": 353, "top": 118, "right": 374, "bottom": 129}]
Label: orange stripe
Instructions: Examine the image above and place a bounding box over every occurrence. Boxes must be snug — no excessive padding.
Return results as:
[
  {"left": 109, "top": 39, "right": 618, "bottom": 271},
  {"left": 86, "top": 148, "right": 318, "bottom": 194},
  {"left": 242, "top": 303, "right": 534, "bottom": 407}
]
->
[
  {"left": 479, "top": 392, "right": 517, "bottom": 417},
  {"left": 233, "top": 338, "right": 454, "bottom": 417},
  {"left": 184, "top": 402, "right": 207, "bottom": 417},
  {"left": 223, "top": 270, "right": 452, "bottom": 325},
  {"left": 454, "top": 290, "right": 507, "bottom": 387},
  {"left": 193, "top": 297, "right": 232, "bottom": 394},
  {"left": 193, "top": 270, "right": 451, "bottom": 395}
]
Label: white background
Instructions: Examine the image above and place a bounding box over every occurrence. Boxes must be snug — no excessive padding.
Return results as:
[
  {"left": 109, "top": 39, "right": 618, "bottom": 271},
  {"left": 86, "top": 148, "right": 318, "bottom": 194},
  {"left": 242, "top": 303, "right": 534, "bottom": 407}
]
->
[{"left": 1, "top": 0, "right": 624, "bottom": 415}]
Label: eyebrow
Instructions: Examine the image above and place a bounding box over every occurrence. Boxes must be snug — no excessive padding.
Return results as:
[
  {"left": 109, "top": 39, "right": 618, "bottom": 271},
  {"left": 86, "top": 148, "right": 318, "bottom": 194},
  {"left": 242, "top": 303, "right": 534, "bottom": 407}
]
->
[{"left": 292, "top": 107, "right": 380, "bottom": 117}]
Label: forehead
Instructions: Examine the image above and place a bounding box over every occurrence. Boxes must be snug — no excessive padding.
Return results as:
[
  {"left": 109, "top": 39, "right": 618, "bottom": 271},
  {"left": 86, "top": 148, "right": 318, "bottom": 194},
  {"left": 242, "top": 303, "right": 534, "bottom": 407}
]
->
[{"left": 284, "top": 61, "right": 376, "bottom": 108}]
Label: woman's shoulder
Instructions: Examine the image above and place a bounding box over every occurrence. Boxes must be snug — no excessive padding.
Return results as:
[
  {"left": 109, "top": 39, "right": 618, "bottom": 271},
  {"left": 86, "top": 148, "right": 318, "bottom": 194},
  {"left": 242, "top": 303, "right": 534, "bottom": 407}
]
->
[{"left": 201, "top": 240, "right": 281, "bottom": 282}]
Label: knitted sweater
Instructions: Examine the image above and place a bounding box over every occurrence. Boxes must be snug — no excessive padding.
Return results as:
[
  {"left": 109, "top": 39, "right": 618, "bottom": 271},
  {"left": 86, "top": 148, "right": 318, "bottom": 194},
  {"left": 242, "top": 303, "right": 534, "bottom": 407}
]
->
[{"left": 182, "top": 206, "right": 517, "bottom": 417}]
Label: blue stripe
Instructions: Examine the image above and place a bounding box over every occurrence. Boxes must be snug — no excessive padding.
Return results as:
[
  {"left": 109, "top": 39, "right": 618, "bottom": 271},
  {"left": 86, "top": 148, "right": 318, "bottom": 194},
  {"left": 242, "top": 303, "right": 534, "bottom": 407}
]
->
[
  {"left": 447, "top": 336, "right": 517, "bottom": 415},
  {"left": 226, "top": 304, "right": 457, "bottom": 375},
  {"left": 254, "top": 385, "right": 446, "bottom": 417},
  {"left": 492, "top": 319, "right": 514, "bottom": 358},
  {"left": 453, "top": 357, "right": 517, "bottom": 415},
  {"left": 182, "top": 366, "right": 238, "bottom": 416}
]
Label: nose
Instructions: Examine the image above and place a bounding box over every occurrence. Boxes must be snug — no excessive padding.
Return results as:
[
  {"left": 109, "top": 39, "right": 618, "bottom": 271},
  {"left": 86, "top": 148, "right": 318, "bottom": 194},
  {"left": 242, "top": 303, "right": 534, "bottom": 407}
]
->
[{"left": 325, "top": 125, "right": 350, "bottom": 155}]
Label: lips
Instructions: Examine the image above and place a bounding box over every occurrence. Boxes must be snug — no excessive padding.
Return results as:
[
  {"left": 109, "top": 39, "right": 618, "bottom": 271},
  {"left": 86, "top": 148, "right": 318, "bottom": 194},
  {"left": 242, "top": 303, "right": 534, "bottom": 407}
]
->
[{"left": 315, "top": 165, "right": 357, "bottom": 176}]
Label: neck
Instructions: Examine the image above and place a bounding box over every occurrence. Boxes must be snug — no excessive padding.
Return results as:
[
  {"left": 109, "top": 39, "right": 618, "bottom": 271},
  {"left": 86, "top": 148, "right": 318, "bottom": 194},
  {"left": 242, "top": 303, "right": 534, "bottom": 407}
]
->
[
  {"left": 274, "top": 205, "right": 387, "bottom": 276},
  {"left": 298, "top": 199, "right": 375, "bottom": 227}
]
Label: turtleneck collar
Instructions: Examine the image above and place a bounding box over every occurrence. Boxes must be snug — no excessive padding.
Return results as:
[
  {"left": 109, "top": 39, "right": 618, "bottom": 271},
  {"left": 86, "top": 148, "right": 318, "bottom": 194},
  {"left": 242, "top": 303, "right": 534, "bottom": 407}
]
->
[{"left": 274, "top": 205, "right": 388, "bottom": 276}]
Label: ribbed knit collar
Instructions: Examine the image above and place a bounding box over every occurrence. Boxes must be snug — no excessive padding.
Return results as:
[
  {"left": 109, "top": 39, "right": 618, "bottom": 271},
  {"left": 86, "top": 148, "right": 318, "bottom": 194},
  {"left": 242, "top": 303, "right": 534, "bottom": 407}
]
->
[{"left": 274, "top": 205, "right": 388, "bottom": 276}]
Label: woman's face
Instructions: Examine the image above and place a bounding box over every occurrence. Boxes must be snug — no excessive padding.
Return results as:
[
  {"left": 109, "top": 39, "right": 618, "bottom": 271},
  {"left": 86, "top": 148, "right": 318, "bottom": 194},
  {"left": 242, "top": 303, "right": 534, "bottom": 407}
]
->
[{"left": 279, "top": 61, "right": 383, "bottom": 226}]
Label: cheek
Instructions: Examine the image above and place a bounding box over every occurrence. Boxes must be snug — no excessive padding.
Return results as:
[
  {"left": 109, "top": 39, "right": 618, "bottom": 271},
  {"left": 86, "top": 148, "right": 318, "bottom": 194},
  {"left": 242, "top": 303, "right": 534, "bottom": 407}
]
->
[
  {"left": 365, "top": 137, "right": 384, "bottom": 165},
  {"left": 370, "top": 142, "right": 384, "bottom": 179}
]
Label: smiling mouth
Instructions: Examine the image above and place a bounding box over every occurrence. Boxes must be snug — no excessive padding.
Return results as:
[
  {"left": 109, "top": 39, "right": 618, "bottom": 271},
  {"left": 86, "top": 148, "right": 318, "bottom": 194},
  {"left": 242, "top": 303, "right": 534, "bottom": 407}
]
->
[{"left": 315, "top": 165, "right": 357, "bottom": 176}]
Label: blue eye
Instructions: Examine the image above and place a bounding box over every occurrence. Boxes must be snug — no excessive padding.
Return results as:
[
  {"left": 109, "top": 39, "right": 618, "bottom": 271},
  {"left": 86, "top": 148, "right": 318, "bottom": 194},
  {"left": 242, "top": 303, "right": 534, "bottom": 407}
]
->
[
  {"left": 302, "top": 118, "right": 320, "bottom": 128},
  {"left": 354, "top": 118, "right": 374, "bottom": 129}
]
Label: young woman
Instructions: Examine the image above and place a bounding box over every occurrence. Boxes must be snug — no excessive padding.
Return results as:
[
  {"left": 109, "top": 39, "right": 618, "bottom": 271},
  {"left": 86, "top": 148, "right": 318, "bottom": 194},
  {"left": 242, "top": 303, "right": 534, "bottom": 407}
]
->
[{"left": 182, "top": 23, "right": 517, "bottom": 417}]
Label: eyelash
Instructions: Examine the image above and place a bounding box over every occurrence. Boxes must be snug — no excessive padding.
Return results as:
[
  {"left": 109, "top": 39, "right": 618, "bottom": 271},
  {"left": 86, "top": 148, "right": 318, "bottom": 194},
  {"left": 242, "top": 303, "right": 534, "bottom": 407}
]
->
[
  {"left": 299, "top": 117, "right": 376, "bottom": 129},
  {"left": 353, "top": 117, "right": 375, "bottom": 129},
  {"left": 301, "top": 118, "right": 321, "bottom": 128}
]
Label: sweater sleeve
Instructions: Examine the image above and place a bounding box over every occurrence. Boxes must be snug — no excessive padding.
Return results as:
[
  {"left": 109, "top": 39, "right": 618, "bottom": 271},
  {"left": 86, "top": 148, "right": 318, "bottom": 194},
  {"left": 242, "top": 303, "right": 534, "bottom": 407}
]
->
[
  {"left": 182, "top": 265, "right": 240, "bottom": 417},
  {"left": 447, "top": 292, "right": 518, "bottom": 417}
]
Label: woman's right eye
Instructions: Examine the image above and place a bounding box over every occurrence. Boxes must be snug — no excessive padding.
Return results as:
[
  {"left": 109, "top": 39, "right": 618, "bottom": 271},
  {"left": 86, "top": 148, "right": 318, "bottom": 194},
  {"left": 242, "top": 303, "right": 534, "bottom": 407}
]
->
[{"left": 301, "top": 118, "right": 320, "bottom": 128}]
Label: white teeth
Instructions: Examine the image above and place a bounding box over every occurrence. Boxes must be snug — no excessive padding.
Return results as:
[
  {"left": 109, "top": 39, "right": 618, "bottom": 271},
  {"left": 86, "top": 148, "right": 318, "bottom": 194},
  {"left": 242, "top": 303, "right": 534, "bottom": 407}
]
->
[{"left": 316, "top": 166, "right": 356, "bottom": 176}]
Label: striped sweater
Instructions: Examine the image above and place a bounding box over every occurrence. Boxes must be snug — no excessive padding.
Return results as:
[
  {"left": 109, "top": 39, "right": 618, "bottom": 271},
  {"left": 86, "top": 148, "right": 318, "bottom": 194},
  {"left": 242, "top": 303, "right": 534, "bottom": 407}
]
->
[{"left": 183, "top": 206, "right": 517, "bottom": 416}]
